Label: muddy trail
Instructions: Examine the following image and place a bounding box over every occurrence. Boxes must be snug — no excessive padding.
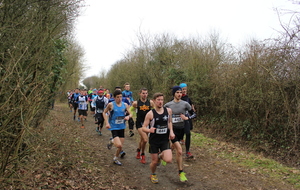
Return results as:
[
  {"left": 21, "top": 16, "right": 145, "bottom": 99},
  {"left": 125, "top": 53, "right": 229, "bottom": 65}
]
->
[{"left": 9, "top": 103, "right": 297, "bottom": 190}]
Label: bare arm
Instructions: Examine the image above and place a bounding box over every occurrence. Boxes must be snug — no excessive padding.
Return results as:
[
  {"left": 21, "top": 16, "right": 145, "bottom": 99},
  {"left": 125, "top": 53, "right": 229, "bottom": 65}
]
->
[
  {"left": 124, "top": 103, "right": 132, "bottom": 121},
  {"left": 150, "top": 100, "right": 155, "bottom": 109},
  {"left": 142, "top": 111, "right": 154, "bottom": 133},
  {"left": 131, "top": 101, "right": 137, "bottom": 108},
  {"left": 167, "top": 108, "right": 175, "bottom": 140},
  {"left": 103, "top": 103, "right": 112, "bottom": 128}
]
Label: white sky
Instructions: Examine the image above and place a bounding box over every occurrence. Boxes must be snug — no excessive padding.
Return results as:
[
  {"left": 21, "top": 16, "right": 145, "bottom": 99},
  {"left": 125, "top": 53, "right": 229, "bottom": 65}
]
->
[{"left": 75, "top": 0, "right": 298, "bottom": 78}]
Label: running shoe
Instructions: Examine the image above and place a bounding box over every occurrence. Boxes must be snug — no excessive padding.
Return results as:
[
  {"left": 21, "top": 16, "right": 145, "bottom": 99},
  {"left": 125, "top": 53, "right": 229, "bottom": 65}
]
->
[
  {"left": 140, "top": 154, "right": 146, "bottom": 164},
  {"left": 113, "top": 159, "right": 122, "bottom": 166},
  {"left": 129, "top": 130, "right": 134, "bottom": 137},
  {"left": 179, "top": 172, "right": 188, "bottom": 182},
  {"left": 98, "top": 131, "right": 102, "bottom": 136},
  {"left": 120, "top": 151, "right": 126, "bottom": 158},
  {"left": 150, "top": 174, "right": 158, "bottom": 184},
  {"left": 107, "top": 137, "right": 113, "bottom": 150},
  {"left": 80, "top": 125, "right": 85, "bottom": 129},
  {"left": 161, "top": 160, "right": 167, "bottom": 166},
  {"left": 136, "top": 150, "right": 141, "bottom": 159},
  {"left": 186, "top": 151, "right": 194, "bottom": 159}
]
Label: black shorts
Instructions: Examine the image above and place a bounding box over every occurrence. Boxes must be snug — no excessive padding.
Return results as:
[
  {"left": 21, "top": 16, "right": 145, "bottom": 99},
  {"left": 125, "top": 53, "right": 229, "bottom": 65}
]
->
[
  {"left": 73, "top": 103, "right": 78, "bottom": 110},
  {"left": 171, "top": 127, "right": 185, "bottom": 144},
  {"left": 78, "top": 110, "right": 87, "bottom": 116},
  {"left": 111, "top": 129, "right": 125, "bottom": 138},
  {"left": 135, "top": 121, "right": 142, "bottom": 129},
  {"left": 89, "top": 102, "right": 95, "bottom": 111},
  {"left": 149, "top": 141, "right": 170, "bottom": 154},
  {"left": 135, "top": 120, "right": 149, "bottom": 129},
  {"left": 90, "top": 106, "right": 95, "bottom": 112},
  {"left": 96, "top": 113, "right": 104, "bottom": 124}
]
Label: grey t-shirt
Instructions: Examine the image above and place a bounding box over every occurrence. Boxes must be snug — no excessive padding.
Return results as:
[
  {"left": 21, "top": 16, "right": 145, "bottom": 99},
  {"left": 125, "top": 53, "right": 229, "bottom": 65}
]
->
[{"left": 164, "top": 100, "right": 191, "bottom": 129}]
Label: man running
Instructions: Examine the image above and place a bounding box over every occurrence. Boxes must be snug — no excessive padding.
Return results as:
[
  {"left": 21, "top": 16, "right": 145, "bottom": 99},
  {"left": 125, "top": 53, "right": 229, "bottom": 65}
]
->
[
  {"left": 142, "top": 93, "right": 175, "bottom": 184},
  {"left": 164, "top": 86, "right": 192, "bottom": 182},
  {"left": 76, "top": 89, "right": 88, "bottom": 128},
  {"left": 109, "top": 87, "right": 130, "bottom": 105},
  {"left": 122, "top": 82, "right": 135, "bottom": 137},
  {"left": 88, "top": 89, "right": 98, "bottom": 115},
  {"left": 179, "top": 83, "right": 197, "bottom": 158},
  {"left": 103, "top": 90, "right": 132, "bottom": 166},
  {"left": 71, "top": 88, "right": 80, "bottom": 121},
  {"left": 67, "top": 90, "right": 73, "bottom": 112},
  {"left": 92, "top": 89, "right": 108, "bottom": 135},
  {"left": 132, "top": 88, "right": 154, "bottom": 164}
]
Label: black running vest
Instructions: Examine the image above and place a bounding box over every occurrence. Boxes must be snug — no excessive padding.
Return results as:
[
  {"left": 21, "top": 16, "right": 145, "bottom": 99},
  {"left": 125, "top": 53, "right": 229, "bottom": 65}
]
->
[
  {"left": 136, "top": 99, "right": 151, "bottom": 125},
  {"left": 149, "top": 107, "right": 170, "bottom": 144}
]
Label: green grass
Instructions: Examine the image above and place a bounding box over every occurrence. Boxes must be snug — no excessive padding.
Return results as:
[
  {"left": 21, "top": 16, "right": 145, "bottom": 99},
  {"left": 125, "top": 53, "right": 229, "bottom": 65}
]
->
[{"left": 192, "top": 132, "right": 300, "bottom": 188}]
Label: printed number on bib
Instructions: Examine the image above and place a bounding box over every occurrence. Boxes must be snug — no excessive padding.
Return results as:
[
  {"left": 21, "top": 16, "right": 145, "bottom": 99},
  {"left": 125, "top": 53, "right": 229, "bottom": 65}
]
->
[
  {"left": 115, "top": 116, "right": 125, "bottom": 124},
  {"left": 172, "top": 114, "right": 183, "bottom": 123},
  {"left": 156, "top": 125, "right": 167, "bottom": 134}
]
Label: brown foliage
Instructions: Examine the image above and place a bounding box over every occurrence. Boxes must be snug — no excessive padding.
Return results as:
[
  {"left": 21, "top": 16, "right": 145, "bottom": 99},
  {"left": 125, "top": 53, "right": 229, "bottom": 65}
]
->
[{"left": 0, "top": 0, "right": 84, "bottom": 178}]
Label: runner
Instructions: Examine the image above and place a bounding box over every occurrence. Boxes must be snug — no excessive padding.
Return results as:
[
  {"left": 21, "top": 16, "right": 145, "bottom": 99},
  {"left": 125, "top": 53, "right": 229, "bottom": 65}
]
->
[
  {"left": 142, "top": 92, "right": 175, "bottom": 184},
  {"left": 67, "top": 90, "right": 73, "bottom": 112},
  {"left": 103, "top": 90, "right": 132, "bottom": 166},
  {"left": 88, "top": 89, "right": 98, "bottom": 115},
  {"left": 131, "top": 88, "right": 154, "bottom": 164},
  {"left": 76, "top": 89, "right": 88, "bottom": 128},
  {"left": 71, "top": 88, "right": 81, "bottom": 121},
  {"left": 164, "top": 86, "right": 192, "bottom": 182},
  {"left": 92, "top": 89, "right": 109, "bottom": 135},
  {"left": 122, "top": 82, "right": 135, "bottom": 137},
  {"left": 88, "top": 88, "right": 93, "bottom": 95},
  {"left": 179, "top": 83, "right": 197, "bottom": 158},
  {"left": 109, "top": 87, "right": 130, "bottom": 105},
  {"left": 105, "top": 89, "right": 112, "bottom": 99}
]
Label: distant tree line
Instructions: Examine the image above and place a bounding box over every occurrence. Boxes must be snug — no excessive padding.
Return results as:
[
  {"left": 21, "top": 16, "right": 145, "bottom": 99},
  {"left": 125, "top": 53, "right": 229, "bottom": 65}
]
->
[{"left": 86, "top": 11, "right": 299, "bottom": 163}]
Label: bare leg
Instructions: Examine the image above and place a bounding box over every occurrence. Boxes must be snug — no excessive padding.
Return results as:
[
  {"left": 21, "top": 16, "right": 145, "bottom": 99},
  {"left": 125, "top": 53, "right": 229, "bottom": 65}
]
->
[{"left": 173, "top": 142, "right": 183, "bottom": 170}]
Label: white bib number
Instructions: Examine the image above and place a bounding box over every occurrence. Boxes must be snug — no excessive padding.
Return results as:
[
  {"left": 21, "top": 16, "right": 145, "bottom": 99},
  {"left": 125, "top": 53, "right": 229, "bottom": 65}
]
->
[
  {"left": 156, "top": 125, "right": 167, "bottom": 134},
  {"left": 172, "top": 114, "right": 183, "bottom": 123},
  {"left": 115, "top": 116, "right": 125, "bottom": 124}
]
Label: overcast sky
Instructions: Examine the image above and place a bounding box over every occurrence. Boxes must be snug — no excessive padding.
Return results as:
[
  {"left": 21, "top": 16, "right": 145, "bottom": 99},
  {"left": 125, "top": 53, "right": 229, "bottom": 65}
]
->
[{"left": 75, "top": 0, "right": 297, "bottom": 78}]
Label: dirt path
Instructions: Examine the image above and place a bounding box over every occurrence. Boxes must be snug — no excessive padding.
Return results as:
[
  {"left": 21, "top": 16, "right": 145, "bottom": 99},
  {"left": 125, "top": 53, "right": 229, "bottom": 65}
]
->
[{"left": 31, "top": 103, "right": 297, "bottom": 190}]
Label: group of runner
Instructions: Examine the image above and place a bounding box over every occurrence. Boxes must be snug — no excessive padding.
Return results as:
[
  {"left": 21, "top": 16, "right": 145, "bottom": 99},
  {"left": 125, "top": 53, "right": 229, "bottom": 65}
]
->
[
  {"left": 67, "top": 88, "right": 111, "bottom": 129},
  {"left": 67, "top": 82, "right": 196, "bottom": 184}
]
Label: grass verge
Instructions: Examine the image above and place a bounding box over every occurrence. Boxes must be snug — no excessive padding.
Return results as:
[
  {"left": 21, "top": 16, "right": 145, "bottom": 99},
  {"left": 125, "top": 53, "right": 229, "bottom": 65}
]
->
[{"left": 192, "top": 132, "right": 300, "bottom": 189}]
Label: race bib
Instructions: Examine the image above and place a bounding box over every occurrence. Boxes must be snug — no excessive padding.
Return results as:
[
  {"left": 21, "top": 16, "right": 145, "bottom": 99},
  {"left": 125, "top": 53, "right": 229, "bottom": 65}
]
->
[
  {"left": 115, "top": 116, "right": 125, "bottom": 124},
  {"left": 172, "top": 114, "right": 183, "bottom": 123},
  {"left": 97, "top": 108, "right": 103, "bottom": 113},
  {"left": 156, "top": 125, "right": 167, "bottom": 134}
]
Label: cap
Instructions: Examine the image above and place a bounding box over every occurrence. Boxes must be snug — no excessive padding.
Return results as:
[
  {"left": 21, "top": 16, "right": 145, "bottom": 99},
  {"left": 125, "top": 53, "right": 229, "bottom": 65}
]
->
[
  {"left": 179, "top": 83, "right": 187, "bottom": 88},
  {"left": 98, "top": 90, "right": 104, "bottom": 94},
  {"left": 172, "top": 86, "right": 182, "bottom": 96}
]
